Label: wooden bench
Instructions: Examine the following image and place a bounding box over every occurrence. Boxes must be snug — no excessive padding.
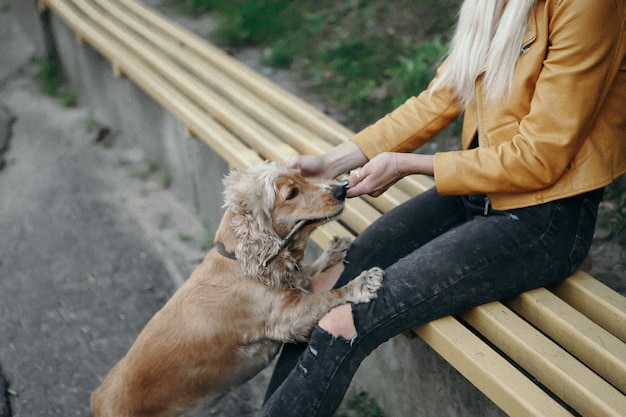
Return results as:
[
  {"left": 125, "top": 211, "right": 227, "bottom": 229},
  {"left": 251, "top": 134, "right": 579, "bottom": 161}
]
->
[{"left": 39, "top": 1, "right": 626, "bottom": 416}]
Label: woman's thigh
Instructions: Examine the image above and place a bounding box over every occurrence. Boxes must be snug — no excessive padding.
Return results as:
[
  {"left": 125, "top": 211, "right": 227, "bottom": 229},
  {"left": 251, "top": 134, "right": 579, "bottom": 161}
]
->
[
  {"left": 337, "top": 188, "right": 468, "bottom": 288},
  {"left": 351, "top": 188, "right": 603, "bottom": 340}
]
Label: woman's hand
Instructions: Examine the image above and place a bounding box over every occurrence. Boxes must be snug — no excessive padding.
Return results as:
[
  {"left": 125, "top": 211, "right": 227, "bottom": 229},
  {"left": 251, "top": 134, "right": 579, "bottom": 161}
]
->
[
  {"left": 287, "top": 141, "right": 369, "bottom": 180},
  {"left": 345, "top": 152, "right": 434, "bottom": 198},
  {"left": 286, "top": 154, "right": 328, "bottom": 179}
]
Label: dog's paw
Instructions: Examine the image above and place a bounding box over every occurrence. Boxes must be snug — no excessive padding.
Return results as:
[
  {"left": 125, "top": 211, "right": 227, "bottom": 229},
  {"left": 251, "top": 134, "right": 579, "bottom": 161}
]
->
[
  {"left": 317, "top": 236, "right": 352, "bottom": 270},
  {"left": 327, "top": 235, "right": 352, "bottom": 257},
  {"left": 346, "top": 267, "right": 384, "bottom": 303}
]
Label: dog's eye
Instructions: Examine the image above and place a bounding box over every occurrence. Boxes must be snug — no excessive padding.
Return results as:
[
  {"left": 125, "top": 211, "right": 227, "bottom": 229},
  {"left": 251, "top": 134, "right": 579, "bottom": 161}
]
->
[{"left": 286, "top": 187, "right": 300, "bottom": 200}]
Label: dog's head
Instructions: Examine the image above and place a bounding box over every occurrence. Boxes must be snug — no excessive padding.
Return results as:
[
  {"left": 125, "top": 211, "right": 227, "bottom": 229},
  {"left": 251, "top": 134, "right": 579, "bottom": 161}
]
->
[{"left": 215, "top": 162, "right": 346, "bottom": 288}]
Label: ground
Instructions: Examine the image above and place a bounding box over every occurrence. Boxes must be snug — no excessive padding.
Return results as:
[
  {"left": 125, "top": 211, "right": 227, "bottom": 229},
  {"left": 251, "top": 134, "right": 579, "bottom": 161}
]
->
[{"left": 0, "top": 66, "right": 270, "bottom": 417}]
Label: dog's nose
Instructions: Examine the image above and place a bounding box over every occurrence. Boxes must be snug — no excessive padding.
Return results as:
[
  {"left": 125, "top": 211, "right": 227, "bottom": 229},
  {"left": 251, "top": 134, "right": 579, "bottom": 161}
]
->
[{"left": 332, "top": 181, "right": 348, "bottom": 201}]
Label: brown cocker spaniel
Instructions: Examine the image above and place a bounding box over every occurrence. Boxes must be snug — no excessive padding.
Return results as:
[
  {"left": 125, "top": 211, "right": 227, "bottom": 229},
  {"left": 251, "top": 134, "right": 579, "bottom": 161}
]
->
[{"left": 91, "top": 162, "right": 384, "bottom": 417}]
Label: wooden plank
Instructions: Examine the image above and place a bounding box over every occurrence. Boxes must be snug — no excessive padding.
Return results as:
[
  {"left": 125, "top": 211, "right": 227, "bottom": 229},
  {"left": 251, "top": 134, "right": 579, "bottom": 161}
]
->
[
  {"left": 341, "top": 199, "right": 381, "bottom": 235},
  {"left": 462, "top": 302, "right": 626, "bottom": 417},
  {"left": 43, "top": 0, "right": 262, "bottom": 170},
  {"left": 415, "top": 316, "right": 573, "bottom": 417},
  {"left": 79, "top": 0, "right": 411, "bottom": 233},
  {"left": 103, "top": 0, "right": 414, "bottom": 220},
  {"left": 362, "top": 187, "right": 411, "bottom": 213},
  {"left": 95, "top": 0, "right": 334, "bottom": 158},
  {"left": 397, "top": 174, "right": 435, "bottom": 196},
  {"left": 310, "top": 222, "right": 355, "bottom": 250},
  {"left": 72, "top": 0, "right": 301, "bottom": 164},
  {"left": 552, "top": 271, "right": 626, "bottom": 342},
  {"left": 117, "top": 0, "right": 355, "bottom": 145},
  {"left": 506, "top": 288, "right": 626, "bottom": 393}
]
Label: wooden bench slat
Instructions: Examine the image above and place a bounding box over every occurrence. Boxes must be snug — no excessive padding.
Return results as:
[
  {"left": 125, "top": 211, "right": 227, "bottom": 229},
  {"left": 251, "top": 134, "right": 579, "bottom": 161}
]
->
[
  {"left": 506, "top": 288, "right": 626, "bottom": 393},
  {"left": 415, "top": 316, "right": 574, "bottom": 417},
  {"left": 43, "top": 0, "right": 260, "bottom": 170},
  {"left": 462, "top": 302, "right": 626, "bottom": 417},
  {"left": 396, "top": 175, "right": 435, "bottom": 195},
  {"left": 94, "top": 0, "right": 334, "bottom": 159},
  {"left": 114, "top": 0, "right": 433, "bottom": 214},
  {"left": 90, "top": 0, "right": 415, "bottom": 232},
  {"left": 362, "top": 188, "right": 411, "bottom": 213},
  {"left": 342, "top": 199, "right": 382, "bottom": 235},
  {"left": 74, "top": 0, "right": 305, "bottom": 164},
  {"left": 117, "top": 0, "right": 355, "bottom": 146},
  {"left": 552, "top": 271, "right": 626, "bottom": 342},
  {"left": 44, "top": 0, "right": 359, "bottom": 249},
  {"left": 311, "top": 223, "right": 356, "bottom": 249}
]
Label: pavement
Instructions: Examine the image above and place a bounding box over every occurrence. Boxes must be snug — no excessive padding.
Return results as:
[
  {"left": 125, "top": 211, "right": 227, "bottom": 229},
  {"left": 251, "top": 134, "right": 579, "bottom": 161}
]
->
[{"left": 0, "top": 59, "right": 270, "bottom": 417}]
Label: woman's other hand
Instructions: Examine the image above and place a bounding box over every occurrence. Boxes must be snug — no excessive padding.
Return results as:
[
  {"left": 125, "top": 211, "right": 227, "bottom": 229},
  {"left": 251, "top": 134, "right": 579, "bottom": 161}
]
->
[{"left": 346, "top": 152, "right": 434, "bottom": 198}]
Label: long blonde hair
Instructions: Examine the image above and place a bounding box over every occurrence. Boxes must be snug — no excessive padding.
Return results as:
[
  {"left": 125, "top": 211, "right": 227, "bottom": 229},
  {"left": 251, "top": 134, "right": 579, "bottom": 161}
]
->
[{"left": 433, "top": 0, "right": 536, "bottom": 107}]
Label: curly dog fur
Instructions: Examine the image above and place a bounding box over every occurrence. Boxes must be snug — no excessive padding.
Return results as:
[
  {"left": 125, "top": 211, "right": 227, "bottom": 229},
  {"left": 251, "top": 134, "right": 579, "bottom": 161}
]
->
[{"left": 90, "top": 162, "right": 383, "bottom": 417}]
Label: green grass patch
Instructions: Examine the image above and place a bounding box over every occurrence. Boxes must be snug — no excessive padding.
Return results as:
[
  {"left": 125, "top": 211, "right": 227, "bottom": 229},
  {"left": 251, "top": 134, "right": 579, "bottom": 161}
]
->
[
  {"left": 34, "top": 48, "right": 79, "bottom": 107},
  {"left": 35, "top": 49, "right": 65, "bottom": 96},
  {"left": 335, "top": 390, "right": 386, "bottom": 417},
  {"left": 601, "top": 174, "right": 626, "bottom": 250},
  {"left": 165, "top": 0, "right": 460, "bottom": 130}
]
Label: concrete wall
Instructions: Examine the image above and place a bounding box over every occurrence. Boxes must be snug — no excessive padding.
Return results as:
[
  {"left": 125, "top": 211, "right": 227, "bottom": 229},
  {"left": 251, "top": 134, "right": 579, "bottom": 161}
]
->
[
  {"left": 8, "top": 1, "right": 506, "bottom": 416},
  {"left": 46, "top": 8, "right": 228, "bottom": 233}
]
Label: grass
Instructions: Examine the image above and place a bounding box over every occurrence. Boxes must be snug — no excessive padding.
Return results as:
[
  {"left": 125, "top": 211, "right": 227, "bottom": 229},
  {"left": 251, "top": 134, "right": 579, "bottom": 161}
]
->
[
  {"left": 335, "top": 390, "right": 386, "bottom": 417},
  {"left": 130, "top": 159, "right": 160, "bottom": 181},
  {"left": 34, "top": 48, "right": 79, "bottom": 107},
  {"left": 165, "top": 0, "right": 459, "bottom": 131},
  {"left": 600, "top": 175, "right": 626, "bottom": 251}
]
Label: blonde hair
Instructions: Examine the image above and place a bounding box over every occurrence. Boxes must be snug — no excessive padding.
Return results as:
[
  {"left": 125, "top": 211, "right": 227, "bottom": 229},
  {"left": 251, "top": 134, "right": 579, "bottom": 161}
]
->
[{"left": 432, "top": 0, "right": 536, "bottom": 107}]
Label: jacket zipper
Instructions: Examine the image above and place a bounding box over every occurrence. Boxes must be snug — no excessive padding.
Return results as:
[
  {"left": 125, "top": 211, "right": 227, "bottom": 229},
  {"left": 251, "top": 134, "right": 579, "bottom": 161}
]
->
[{"left": 520, "top": 36, "right": 536, "bottom": 56}]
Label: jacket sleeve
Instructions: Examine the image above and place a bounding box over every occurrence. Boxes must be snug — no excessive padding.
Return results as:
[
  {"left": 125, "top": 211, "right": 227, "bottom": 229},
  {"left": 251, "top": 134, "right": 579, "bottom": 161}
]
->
[
  {"left": 350, "top": 60, "right": 463, "bottom": 159},
  {"left": 434, "top": 0, "right": 625, "bottom": 196}
]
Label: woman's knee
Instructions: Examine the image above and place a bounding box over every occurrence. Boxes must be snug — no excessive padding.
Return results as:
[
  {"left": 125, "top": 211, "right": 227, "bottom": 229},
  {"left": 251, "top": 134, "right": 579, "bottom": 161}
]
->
[{"left": 318, "top": 304, "right": 356, "bottom": 339}]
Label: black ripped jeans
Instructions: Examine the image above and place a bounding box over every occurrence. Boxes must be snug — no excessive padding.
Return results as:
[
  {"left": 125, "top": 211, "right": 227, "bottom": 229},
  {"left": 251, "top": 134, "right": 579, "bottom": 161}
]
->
[{"left": 258, "top": 187, "right": 603, "bottom": 417}]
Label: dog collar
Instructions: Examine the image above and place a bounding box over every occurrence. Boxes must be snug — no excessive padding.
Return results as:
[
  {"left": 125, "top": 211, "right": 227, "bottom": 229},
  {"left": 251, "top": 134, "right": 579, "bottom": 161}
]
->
[{"left": 215, "top": 242, "right": 237, "bottom": 260}]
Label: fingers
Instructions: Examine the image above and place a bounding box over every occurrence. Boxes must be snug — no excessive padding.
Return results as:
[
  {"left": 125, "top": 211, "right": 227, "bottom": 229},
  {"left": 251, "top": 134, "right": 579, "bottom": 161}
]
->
[
  {"left": 285, "top": 155, "right": 301, "bottom": 169},
  {"left": 343, "top": 164, "right": 397, "bottom": 198},
  {"left": 342, "top": 169, "right": 362, "bottom": 191},
  {"left": 344, "top": 168, "right": 374, "bottom": 198},
  {"left": 287, "top": 154, "right": 328, "bottom": 178}
]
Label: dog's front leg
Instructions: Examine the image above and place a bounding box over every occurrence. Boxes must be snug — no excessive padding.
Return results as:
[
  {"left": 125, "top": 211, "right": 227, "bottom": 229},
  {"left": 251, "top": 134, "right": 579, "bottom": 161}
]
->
[
  {"left": 304, "top": 236, "right": 352, "bottom": 277},
  {"left": 266, "top": 267, "right": 383, "bottom": 343}
]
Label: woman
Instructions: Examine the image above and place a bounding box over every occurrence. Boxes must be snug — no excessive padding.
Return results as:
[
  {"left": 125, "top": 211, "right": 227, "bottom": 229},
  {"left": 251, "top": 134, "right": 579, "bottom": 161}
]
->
[{"left": 258, "top": 1, "right": 626, "bottom": 416}]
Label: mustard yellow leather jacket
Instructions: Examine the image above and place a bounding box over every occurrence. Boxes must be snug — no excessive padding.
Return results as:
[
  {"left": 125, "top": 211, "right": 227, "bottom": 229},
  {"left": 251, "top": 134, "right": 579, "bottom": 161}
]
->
[{"left": 351, "top": 0, "right": 626, "bottom": 210}]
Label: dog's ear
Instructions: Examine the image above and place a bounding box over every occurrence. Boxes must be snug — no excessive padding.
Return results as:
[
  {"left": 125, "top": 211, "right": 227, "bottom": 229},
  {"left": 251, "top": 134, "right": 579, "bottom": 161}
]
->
[
  {"left": 214, "top": 209, "right": 237, "bottom": 249},
  {"left": 221, "top": 165, "right": 284, "bottom": 276},
  {"left": 222, "top": 167, "right": 277, "bottom": 220}
]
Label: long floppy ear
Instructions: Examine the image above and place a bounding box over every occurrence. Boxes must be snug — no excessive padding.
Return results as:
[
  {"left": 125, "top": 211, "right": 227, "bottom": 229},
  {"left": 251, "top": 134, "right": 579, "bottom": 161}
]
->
[
  {"left": 214, "top": 208, "right": 237, "bottom": 251},
  {"left": 222, "top": 167, "right": 276, "bottom": 220},
  {"left": 221, "top": 166, "right": 283, "bottom": 277}
]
